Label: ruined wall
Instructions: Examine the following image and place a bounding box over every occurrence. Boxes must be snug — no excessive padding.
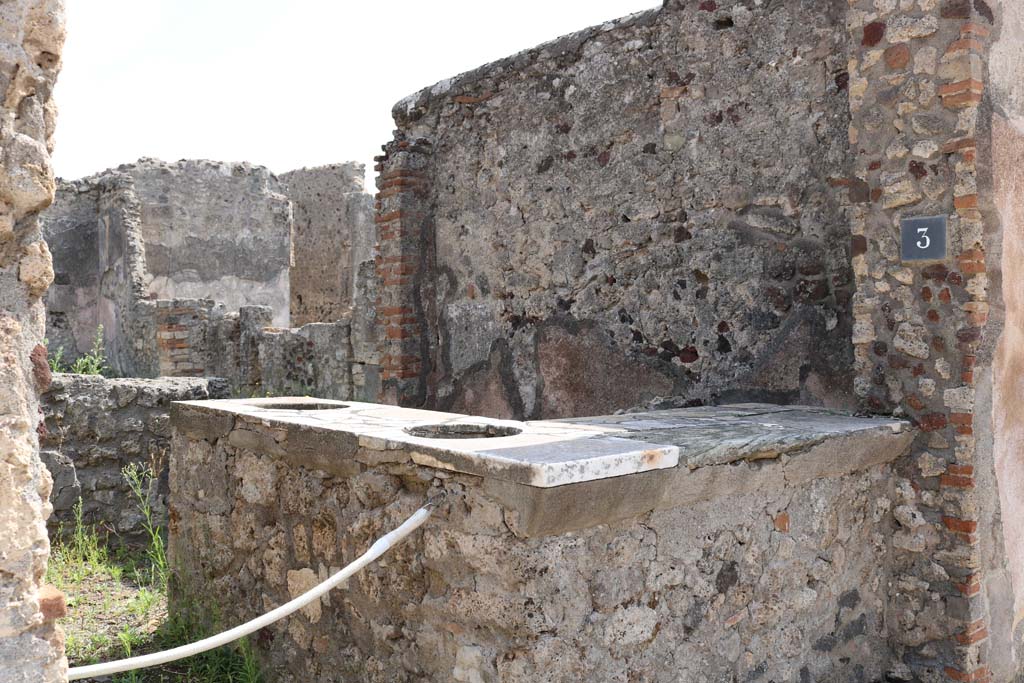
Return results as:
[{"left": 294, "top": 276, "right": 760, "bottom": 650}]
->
[
  {"left": 256, "top": 322, "right": 356, "bottom": 401},
  {"left": 0, "top": 1, "right": 67, "bottom": 681},
  {"left": 171, "top": 406, "right": 904, "bottom": 683},
  {"left": 845, "top": 0, "right": 1023, "bottom": 680},
  {"left": 94, "top": 173, "right": 151, "bottom": 376},
  {"left": 128, "top": 159, "right": 292, "bottom": 327},
  {"left": 109, "top": 300, "right": 372, "bottom": 402},
  {"left": 40, "top": 374, "right": 227, "bottom": 544},
  {"left": 45, "top": 172, "right": 151, "bottom": 374},
  {"left": 377, "top": 0, "right": 856, "bottom": 417},
  {"left": 281, "top": 163, "right": 374, "bottom": 326},
  {"left": 365, "top": 3, "right": 1024, "bottom": 679},
  {"left": 42, "top": 159, "right": 294, "bottom": 372},
  {"left": 40, "top": 159, "right": 381, "bottom": 393},
  {"left": 42, "top": 179, "right": 99, "bottom": 357},
  {"left": 44, "top": 173, "right": 186, "bottom": 375}
]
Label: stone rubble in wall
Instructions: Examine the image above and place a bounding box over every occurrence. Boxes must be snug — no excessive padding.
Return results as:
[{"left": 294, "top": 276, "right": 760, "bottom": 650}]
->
[
  {"left": 378, "top": 1, "right": 858, "bottom": 416},
  {"left": 7, "top": 1, "right": 1019, "bottom": 681},
  {"left": 844, "top": 0, "right": 999, "bottom": 679},
  {"left": 279, "top": 164, "right": 374, "bottom": 328},
  {"left": 39, "top": 160, "right": 379, "bottom": 399},
  {"left": 40, "top": 374, "right": 228, "bottom": 543},
  {"left": 172, "top": 419, "right": 899, "bottom": 683},
  {"left": 0, "top": 1, "right": 67, "bottom": 682}
]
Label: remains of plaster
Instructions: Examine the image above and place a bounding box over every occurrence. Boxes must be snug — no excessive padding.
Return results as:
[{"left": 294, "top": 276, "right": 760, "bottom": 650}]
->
[
  {"left": 41, "top": 159, "right": 378, "bottom": 397},
  {"left": 376, "top": 0, "right": 857, "bottom": 416},
  {"left": 45, "top": 158, "right": 293, "bottom": 363},
  {"left": 989, "top": 0, "right": 1024, "bottom": 657}
]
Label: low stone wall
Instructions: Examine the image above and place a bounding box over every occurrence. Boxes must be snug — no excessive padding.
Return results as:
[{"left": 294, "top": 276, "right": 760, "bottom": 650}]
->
[
  {"left": 257, "top": 322, "right": 355, "bottom": 401},
  {"left": 41, "top": 374, "right": 228, "bottom": 544},
  {"left": 80, "top": 299, "right": 378, "bottom": 403},
  {"left": 202, "top": 305, "right": 378, "bottom": 402},
  {"left": 171, "top": 399, "right": 912, "bottom": 682}
]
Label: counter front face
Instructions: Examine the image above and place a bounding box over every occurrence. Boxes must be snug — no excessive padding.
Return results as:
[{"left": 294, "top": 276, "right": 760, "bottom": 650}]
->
[{"left": 169, "top": 399, "right": 913, "bottom": 683}]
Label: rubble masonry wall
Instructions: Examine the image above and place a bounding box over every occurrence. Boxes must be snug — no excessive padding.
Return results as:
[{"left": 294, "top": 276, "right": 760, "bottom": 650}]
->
[
  {"left": 170, "top": 408, "right": 901, "bottom": 683},
  {"left": 40, "top": 374, "right": 228, "bottom": 544},
  {"left": 375, "top": 0, "right": 856, "bottom": 417},
  {"left": 0, "top": 1, "right": 67, "bottom": 681}
]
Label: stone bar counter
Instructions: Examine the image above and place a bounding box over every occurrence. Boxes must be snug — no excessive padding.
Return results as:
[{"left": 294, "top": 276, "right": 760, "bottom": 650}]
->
[{"left": 170, "top": 399, "right": 912, "bottom": 682}]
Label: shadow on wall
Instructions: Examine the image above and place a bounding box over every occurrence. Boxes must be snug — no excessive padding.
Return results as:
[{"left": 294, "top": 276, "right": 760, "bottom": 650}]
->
[{"left": 373, "top": 0, "right": 858, "bottom": 418}]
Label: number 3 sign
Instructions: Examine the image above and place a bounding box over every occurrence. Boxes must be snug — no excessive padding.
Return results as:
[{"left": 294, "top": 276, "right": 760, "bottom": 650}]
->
[{"left": 900, "top": 215, "right": 947, "bottom": 262}]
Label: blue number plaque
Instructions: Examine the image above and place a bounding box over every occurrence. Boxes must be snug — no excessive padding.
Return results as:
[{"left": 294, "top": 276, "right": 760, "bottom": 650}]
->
[{"left": 900, "top": 215, "right": 947, "bottom": 262}]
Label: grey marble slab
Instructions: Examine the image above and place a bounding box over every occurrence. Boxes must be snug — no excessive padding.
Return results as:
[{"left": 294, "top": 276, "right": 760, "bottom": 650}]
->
[{"left": 174, "top": 398, "right": 909, "bottom": 487}]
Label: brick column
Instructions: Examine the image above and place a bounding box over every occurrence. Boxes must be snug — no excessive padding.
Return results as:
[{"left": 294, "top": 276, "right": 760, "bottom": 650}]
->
[
  {"left": 845, "top": 1, "right": 1015, "bottom": 680},
  {"left": 154, "top": 300, "right": 211, "bottom": 377},
  {"left": 373, "top": 135, "right": 433, "bottom": 407}
]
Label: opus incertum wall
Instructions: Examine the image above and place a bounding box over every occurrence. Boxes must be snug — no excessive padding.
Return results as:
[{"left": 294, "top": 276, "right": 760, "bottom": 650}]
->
[
  {"left": 43, "top": 159, "right": 293, "bottom": 372},
  {"left": 375, "top": 0, "right": 857, "bottom": 418},
  {"left": 371, "top": 1, "right": 1024, "bottom": 680},
  {"left": 40, "top": 160, "right": 380, "bottom": 398},
  {"left": 11, "top": 1, "right": 1021, "bottom": 682},
  {"left": 40, "top": 374, "right": 229, "bottom": 544},
  {"left": 280, "top": 163, "right": 375, "bottom": 328}
]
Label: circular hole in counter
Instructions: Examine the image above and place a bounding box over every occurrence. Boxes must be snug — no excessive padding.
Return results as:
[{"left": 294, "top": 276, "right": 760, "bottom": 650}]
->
[
  {"left": 252, "top": 402, "right": 349, "bottom": 411},
  {"left": 404, "top": 423, "right": 523, "bottom": 439}
]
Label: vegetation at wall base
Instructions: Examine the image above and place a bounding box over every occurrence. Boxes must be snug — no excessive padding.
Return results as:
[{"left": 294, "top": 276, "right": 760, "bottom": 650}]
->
[{"left": 49, "top": 461, "right": 261, "bottom": 682}]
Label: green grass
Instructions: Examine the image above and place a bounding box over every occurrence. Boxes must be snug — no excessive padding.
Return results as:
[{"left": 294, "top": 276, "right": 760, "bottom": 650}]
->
[
  {"left": 123, "top": 461, "right": 169, "bottom": 589},
  {"left": 136, "top": 612, "right": 262, "bottom": 683},
  {"left": 49, "top": 461, "right": 262, "bottom": 683},
  {"left": 48, "top": 500, "right": 117, "bottom": 589}
]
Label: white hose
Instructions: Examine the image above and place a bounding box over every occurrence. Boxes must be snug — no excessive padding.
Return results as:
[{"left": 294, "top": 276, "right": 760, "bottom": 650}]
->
[{"left": 67, "top": 497, "right": 441, "bottom": 681}]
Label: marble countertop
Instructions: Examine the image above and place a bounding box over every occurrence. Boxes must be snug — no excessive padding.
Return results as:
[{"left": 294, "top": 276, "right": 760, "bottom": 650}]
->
[{"left": 174, "top": 398, "right": 909, "bottom": 488}]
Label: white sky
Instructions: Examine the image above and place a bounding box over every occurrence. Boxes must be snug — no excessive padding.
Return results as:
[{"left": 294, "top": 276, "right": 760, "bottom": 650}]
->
[{"left": 52, "top": 0, "right": 657, "bottom": 187}]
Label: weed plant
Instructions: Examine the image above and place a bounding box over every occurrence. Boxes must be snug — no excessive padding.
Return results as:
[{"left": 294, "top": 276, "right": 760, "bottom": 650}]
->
[
  {"left": 45, "top": 325, "right": 110, "bottom": 376},
  {"left": 49, "top": 456, "right": 262, "bottom": 682}
]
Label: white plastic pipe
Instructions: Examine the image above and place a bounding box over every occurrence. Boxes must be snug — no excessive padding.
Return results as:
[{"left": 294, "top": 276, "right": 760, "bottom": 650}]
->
[{"left": 67, "top": 498, "right": 440, "bottom": 681}]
